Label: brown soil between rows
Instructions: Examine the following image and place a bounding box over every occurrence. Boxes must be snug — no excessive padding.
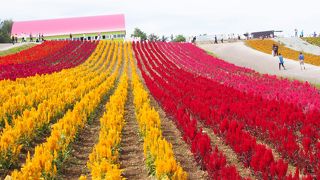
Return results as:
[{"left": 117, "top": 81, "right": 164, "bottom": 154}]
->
[
  {"left": 199, "top": 125, "right": 256, "bottom": 179},
  {"left": 0, "top": 127, "right": 51, "bottom": 179},
  {"left": 255, "top": 139, "right": 296, "bottom": 176},
  {"left": 149, "top": 96, "right": 209, "bottom": 180},
  {"left": 56, "top": 95, "right": 108, "bottom": 180},
  {"left": 119, "top": 84, "right": 152, "bottom": 180}
]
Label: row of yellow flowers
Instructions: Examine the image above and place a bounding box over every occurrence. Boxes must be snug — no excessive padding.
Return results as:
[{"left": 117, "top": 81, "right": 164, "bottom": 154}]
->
[
  {"left": 129, "top": 43, "right": 188, "bottom": 179},
  {"left": 303, "top": 37, "right": 320, "bottom": 47},
  {"left": 8, "top": 41, "right": 123, "bottom": 179},
  {"left": 83, "top": 42, "right": 129, "bottom": 180},
  {"left": 0, "top": 41, "right": 110, "bottom": 128},
  {"left": 245, "top": 39, "right": 320, "bottom": 66},
  {"left": 0, "top": 41, "right": 114, "bottom": 170}
]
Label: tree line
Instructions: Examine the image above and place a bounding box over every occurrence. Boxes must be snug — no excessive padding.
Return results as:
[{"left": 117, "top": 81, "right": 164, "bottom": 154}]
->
[{"left": 131, "top": 28, "right": 186, "bottom": 42}]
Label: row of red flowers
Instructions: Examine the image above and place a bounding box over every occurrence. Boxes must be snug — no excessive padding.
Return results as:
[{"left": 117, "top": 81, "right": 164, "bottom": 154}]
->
[
  {"left": 133, "top": 41, "right": 243, "bottom": 180},
  {"left": 133, "top": 41, "right": 318, "bottom": 179},
  {"left": 0, "top": 41, "right": 97, "bottom": 80},
  {"left": 0, "top": 41, "right": 68, "bottom": 65}
]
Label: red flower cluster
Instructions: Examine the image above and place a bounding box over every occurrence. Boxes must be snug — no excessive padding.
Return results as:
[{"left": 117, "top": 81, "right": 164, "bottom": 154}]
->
[
  {"left": 133, "top": 41, "right": 320, "bottom": 179},
  {"left": 0, "top": 41, "right": 68, "bottom": 65},
  {"left": 0, "top": 41, "right": 97, "bottom": 80}
]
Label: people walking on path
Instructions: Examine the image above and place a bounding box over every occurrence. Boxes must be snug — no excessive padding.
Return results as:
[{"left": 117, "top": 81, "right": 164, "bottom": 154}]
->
[
  {"left": 30, "top": 33, "right": 33, "bottom": 42},
  {"left": 214, "top": 35, "right": 218, "bottom": 44},
  {"left": 278, "top": 53, "right": 286, "bottom": 70},
  {"left": 299, "top": 52, "right": 306, "bottom": 70},
  {"left": 11, "top": 35, "right": 15, "bottom": 45},
  {"left": 272, "top": 44, "right": 275, "bottom": 56},
  {"left": 274, "top": 44, "right": 279, "bottom": 56},
  {"left": 272, "top": 44, "right": 279, "bottom": 56}
]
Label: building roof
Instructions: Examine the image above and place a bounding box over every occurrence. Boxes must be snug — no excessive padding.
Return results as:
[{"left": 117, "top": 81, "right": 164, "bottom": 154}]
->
[{"left": 11, "top": 14, "right": 125, "bottom": 37}]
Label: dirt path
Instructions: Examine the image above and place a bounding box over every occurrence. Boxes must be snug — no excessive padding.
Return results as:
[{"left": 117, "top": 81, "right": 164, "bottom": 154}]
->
[
  {"left": 255, "top": 139, "right": 296, "bottom": 176},
  {"left": 197, "top": 123, "right": 256, "bottom": 179},
  {"left": 149, "top": 97, "right": 209, "bottom": 180},
  {"left": 0, "top": 43, "right": 36, "bottom": 51},
  {"left": 57, "top": 93, "right": 111, "bottom": 180},
  {"left": 199, "top": 42, "right": 320, "bottom": 85},
  {"left": 119, "top": 84, "right": 151, "bottom": 180}
]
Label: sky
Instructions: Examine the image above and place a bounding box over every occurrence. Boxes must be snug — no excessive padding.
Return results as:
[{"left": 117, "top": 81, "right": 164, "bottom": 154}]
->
[{"left": 1, "top": 0, "right": 319, "bottom": 37}]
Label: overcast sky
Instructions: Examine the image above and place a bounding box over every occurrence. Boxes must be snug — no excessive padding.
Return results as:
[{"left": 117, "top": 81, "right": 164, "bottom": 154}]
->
[{"left": 1, "top": 0, "right": 319, "bottom": 37}]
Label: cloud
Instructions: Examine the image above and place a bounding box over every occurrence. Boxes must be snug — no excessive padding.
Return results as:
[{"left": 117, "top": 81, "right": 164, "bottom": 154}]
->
[{"left": 1, "top": 0, "right": 319, "bottom": 37}]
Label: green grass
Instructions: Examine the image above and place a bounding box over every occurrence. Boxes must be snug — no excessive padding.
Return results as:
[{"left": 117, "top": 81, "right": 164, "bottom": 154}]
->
[
  {"left": 0, "top": 44, "right": 36, "bottom": 57},
  {"left": 205, "top": 50, "right": 219, "bottom": 58},
  {"left": 302, "top": 37, "right": 320, "bottom": 47}
]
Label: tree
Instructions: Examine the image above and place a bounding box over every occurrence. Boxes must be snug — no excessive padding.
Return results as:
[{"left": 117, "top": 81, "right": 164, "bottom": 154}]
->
[
  {"left": 148, "top": 34, "right": 159, "bottom": 42},
  {"left": 173, "top": 35, "right": 186, "bottom": 42},
  {"left": 0, "top": 20, "right": 13, "bottom": 43},
  {"left": 131, "top": 28, "right": 147, "bottom": 41}
]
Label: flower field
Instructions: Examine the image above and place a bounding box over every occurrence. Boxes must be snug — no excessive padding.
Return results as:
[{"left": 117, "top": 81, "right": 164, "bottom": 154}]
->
[
  {"left": 303, "top": 37, "right": 320, "bottom": 47},
  {"left": 0, "top": 40, "right": 319, "bottom": 179},
  {"left": 246, "top": 39, "right": 320, "bottom": 66}
]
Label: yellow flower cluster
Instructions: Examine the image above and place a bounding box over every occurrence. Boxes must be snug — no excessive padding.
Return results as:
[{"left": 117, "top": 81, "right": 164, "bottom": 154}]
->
[
  {"left": 86, "top": 42, "right": 129, "bottom": 180},
  {"left": 129, "top": 43, "right": 187, "bottom": 179},
  {"left": 246, "top": 39, "right": 320, "bottom": 66},
  {"left": 0, "top": 41, "right": 107, "bottom": 125},
  {"left": 8, "top": 41, "right": 123, "bottom": 179},
  {"left": 0, "top": 41, "right": 112, "bottom": 168},
  {"left": 303, "top": 37, "right": 320, "bottom": 47}
]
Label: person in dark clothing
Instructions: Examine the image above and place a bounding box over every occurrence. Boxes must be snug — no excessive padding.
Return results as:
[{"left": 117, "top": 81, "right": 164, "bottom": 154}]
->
[
  {"left": 274, "top": 45, "right": 279, "bottom": 56},
  {"left": 272, "top": 44, "right": 276, "bottom": 56},
  {"left": 214, "top": 35, "right": 218, "bottom": 44},
  {"left": 192, "top": 36, "right": 196, "bottom": 44},
  {"left": 30, "top": 33, "right": 33, "bottom": 42},
  {"left": 70, "top": 33, "right": 72, "bottom": 40},
  {"left": 15, "top": 36, "right": 18, "bottom": 43},
  {"left": 221, "top": 38, "right": 224, "bottom": 43},
  {"left": 12, "top": 35, "right": 15, "bottom": 45},
  {"left": 41, "top": 34, "right": 44, "bottom": 41}
]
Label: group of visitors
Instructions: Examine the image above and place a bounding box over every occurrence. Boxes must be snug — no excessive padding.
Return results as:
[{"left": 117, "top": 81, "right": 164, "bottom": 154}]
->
[
  {"left": 11, "top": 33, "right": 45, "bottom": 44},
  {"left": 214, "top": 35, "right": 224, "bottom": 44},
  {"left": 11, "top": 35, "right": 18, "bottom": 45},
  {"left": 273, "top": 44, "right": 306, "bottom": 70}
]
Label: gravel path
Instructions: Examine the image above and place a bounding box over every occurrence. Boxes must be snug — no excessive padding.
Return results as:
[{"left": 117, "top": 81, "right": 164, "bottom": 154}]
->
[
  {"left": 199, "top": 42, "right": 320, "bottom": 85},
  {"left": 0, "top": 43, "right": 34, "bottom": 51},
  {"left": 275, "top": 37, "right": 320, "bottom": 55}
]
